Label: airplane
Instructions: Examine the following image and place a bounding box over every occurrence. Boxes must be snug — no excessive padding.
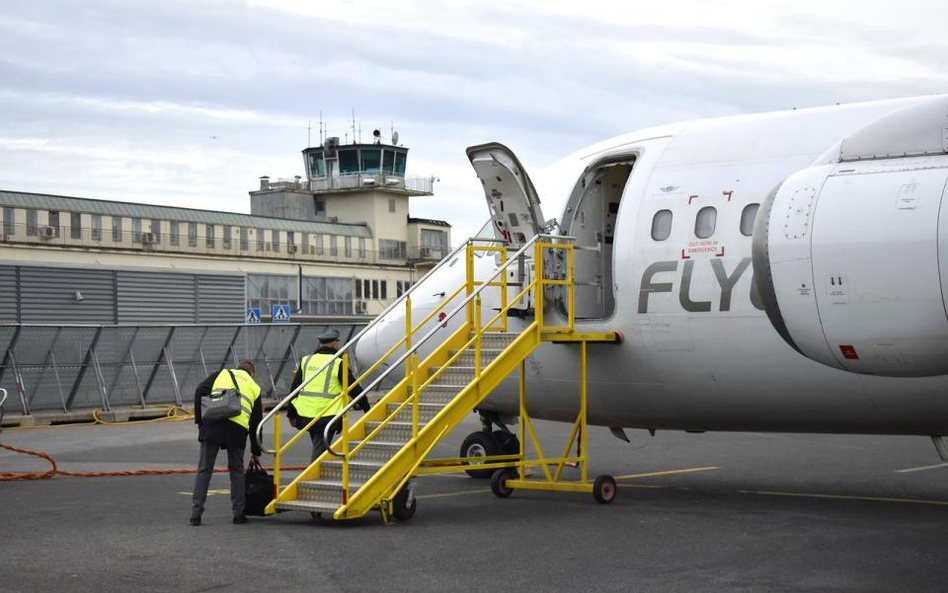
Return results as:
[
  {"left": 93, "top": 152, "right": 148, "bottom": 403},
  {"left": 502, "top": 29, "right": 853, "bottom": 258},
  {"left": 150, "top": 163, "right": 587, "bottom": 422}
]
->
[{"left": 352, "top": 94, "right": 948, "bottom": 477}]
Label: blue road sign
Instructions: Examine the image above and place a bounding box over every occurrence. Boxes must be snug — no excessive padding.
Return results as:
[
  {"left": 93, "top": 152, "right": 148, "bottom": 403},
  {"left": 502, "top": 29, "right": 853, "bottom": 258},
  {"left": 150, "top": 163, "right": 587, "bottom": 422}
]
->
[
  {"left": 271, "top": 304, "right": 291, "bottom": 323},
  {"left": 246, "top": 307, "right": 261, "bottom": 324}
]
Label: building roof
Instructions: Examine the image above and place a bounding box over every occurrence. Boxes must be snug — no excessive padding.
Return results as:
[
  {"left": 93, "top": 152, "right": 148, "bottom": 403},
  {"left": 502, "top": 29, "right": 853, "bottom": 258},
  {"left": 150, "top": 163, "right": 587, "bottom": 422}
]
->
[
  {"left": 407, "top": 217, "right": 451, "bottom": 227},
  {"left": 0, "top": 190, "right": 373, "bottom": 238}
]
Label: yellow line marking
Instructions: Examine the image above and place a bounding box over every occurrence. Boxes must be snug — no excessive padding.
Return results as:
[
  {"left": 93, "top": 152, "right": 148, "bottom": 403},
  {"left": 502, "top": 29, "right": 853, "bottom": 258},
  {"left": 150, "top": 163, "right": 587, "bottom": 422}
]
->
[
  {"left": 740, "top": 490, "right": 948, "bottom": 507},
  {"left": 895, "top": 462, "right": 948, "bottom": 474},
  {"left": 416, "top": 488, "right": 492, "bottom": 500},
  {"left": 615, "top": 466, "right": 721, "bottom": 480},
  {"left": 178, "top": 488, "right": 229, "bottom": 496}
]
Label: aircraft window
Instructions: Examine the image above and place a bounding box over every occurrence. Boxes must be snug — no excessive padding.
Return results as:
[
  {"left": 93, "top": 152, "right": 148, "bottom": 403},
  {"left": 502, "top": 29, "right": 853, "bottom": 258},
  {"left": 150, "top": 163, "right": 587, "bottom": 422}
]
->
[
  {"left": 740, "top": 203, "right": 760, "bottom": 236},
  {"left": 695, "top": 207, "right": 716, "bottom": 238},
  {"left": 651, "top": 210, "right": 673, "bottom": 241}
]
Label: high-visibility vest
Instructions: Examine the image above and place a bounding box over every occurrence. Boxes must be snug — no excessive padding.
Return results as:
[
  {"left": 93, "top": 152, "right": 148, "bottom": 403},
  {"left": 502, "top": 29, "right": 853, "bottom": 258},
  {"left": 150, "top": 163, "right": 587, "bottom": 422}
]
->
[
  {"left": 291, "top": 353, "right": 345, "bottom": 419},
  {"left": 211, "top": 369, "right": 261, "bottom": 430}
]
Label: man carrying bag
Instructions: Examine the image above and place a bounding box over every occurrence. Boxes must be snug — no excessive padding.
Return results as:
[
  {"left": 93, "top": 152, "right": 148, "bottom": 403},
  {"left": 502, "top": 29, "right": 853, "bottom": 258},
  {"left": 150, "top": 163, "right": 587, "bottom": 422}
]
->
[{"left": 190, "top": 360, "right": 263, "bottom": 526}]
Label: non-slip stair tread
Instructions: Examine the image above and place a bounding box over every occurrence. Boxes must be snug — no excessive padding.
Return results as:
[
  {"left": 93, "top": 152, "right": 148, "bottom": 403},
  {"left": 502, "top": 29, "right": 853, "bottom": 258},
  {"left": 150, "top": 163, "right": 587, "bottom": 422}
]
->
[
  {"left": 300, "top": 478, "right": 368, "bottom": 489},
  {"left": 276, "top": 500, "right": 341, "bottom": 513}
]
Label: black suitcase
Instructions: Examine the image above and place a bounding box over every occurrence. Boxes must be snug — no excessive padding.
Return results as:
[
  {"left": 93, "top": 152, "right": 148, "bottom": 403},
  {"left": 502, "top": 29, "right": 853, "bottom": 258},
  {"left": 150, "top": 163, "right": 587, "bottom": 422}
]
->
[{"left": 243, "top": 460, "right": 273, "bottom": 516}]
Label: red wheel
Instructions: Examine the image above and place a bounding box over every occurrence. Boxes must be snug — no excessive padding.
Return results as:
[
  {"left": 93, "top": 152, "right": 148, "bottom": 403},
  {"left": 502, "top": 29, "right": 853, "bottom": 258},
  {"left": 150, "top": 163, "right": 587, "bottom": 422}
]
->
[{"left": 593, "top": 475, "right": 617, "bottom": 504}]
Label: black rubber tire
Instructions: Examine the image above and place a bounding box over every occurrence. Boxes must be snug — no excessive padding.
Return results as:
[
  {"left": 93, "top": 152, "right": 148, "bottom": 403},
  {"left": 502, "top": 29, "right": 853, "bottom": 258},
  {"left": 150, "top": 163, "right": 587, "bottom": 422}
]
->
[
  {"left": 492, "top": 430, "right": 520, "bottom": 455},
  {"left": 490, "top": 468, "right": 516, "bottom": 498},
  {"left": 593, "top": 475, "right": 617, "bottom": 504},
  {"left": 392, "top": 487, "right": 417, "bottom": 522},
  {"left": 461, "top": 431, "right": 502, "bottom": 479}
]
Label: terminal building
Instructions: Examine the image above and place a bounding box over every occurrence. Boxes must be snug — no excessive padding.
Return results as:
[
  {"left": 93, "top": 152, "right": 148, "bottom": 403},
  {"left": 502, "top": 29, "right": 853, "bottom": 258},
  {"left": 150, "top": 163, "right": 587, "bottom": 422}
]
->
[{"left": 0, "top": 136, "right": 451, "bottom": 325}]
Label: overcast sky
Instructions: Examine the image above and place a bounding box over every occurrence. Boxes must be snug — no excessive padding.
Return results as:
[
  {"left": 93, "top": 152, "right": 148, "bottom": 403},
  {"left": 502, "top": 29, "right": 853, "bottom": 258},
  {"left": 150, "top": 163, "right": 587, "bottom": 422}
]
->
[{"left": 1, "top": 0, "right": 946, "bottom": 241}]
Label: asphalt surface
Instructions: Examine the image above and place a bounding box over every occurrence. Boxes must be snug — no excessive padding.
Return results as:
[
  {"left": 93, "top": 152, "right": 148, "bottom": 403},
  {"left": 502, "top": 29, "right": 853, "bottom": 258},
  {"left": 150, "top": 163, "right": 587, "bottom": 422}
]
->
[{"left": 2, "top": 413, "right": 948, "bottom": 592}]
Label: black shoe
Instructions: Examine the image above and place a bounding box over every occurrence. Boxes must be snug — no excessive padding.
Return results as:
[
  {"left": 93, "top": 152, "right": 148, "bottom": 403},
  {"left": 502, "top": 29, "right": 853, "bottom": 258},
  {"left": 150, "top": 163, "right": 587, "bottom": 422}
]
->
[
  {"left": 233, "top": 515, "right": 248, "bottom": 524},
  {"left": 189, "top": 516, "right": 201, "bottom": 526}
]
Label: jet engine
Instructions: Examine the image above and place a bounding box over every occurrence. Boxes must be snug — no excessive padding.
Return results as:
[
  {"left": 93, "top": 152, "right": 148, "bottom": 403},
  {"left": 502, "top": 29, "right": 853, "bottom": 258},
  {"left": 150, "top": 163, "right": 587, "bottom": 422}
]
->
[{"left": 753, "top": 97, "right": 948, "bottom": 377}]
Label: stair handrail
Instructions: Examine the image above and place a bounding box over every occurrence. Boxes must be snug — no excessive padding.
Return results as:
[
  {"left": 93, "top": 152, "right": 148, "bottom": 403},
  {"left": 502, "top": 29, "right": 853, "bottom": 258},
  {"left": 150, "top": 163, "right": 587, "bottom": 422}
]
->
[
  {"left": 322, "top": 233, "right": 573, "bottom": 457},
  {"left": 256, "top": 238, "right": 495, "bottom": 454}
]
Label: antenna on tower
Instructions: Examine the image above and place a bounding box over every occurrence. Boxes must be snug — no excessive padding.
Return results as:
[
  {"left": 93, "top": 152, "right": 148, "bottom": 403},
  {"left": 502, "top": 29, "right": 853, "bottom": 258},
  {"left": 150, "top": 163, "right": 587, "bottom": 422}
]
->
[
  {"left": 307, "top": 120, "right": 311, "bottom": 147},
  {"left": 351, "top": 109, "right": 356, "bottom": 144}
]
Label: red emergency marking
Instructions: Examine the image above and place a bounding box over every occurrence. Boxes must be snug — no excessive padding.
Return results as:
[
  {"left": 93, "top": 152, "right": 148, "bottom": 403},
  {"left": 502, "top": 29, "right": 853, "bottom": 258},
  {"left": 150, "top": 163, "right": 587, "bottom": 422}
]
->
[
  {"left": 722, "top": 190, "right": 733, "bottom": 201},
  {"left": 840, "top": 345, "right": 859, "bottom": 360},
  {"left": 688, "top": 195, "right": 699, "bottom": 205},
  {"left": 715, "top": 246, "right": 725, "bottom": 257},
  {"left": 681, "top": 249, "right": 690, "bottom": 260}
]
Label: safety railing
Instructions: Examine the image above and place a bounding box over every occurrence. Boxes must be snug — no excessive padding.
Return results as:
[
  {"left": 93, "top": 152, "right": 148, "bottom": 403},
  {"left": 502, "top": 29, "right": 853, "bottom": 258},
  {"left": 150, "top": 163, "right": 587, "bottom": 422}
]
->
[
  {"left": 309, "top": 235, "right": 575, "bottom": 507},
  {"left": 0, "top": 323, "right": 364, "bottom": 415},
  {"left": 256, "top": 238, "right": 488, "bottom": 455}
]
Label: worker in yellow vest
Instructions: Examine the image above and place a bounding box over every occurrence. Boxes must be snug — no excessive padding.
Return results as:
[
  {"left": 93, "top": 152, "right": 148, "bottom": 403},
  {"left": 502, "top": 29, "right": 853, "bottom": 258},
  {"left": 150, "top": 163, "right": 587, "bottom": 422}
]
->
[
  {"left": 190, "top": 360, "right": 262, "bottom": 526},
  {"left": 287, "top": 329, "right": 370, "bottom": 461}
]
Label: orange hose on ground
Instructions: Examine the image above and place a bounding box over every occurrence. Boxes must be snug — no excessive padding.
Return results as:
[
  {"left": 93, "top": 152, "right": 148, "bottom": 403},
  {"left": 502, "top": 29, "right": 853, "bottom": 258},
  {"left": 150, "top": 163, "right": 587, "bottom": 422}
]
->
[{"left": 0, "top": 443, "right": 305, "bottom": 481}]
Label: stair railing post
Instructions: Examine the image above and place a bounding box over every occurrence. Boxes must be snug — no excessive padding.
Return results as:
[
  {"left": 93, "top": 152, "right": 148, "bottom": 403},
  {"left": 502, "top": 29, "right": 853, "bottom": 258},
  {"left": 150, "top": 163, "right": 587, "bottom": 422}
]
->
[
  {"left": 465, "top": 242, "right": 474, "bottom": 324},
  {"left": 535, "top": 242, "right": 544, "bottom": 331},
  {"left": 568, "top": 243, "right": 576, "bottom": 332},
  {"left": 580, "top": 340, "right": 588, "bottom": 483},
  {"left": 341, "top": 352, "right": 350, "bottom": 505},
  {"left": 273, "top": 406, "right": 282, "bottom": 498},
  {"left": 411, "top": 352, "right": 419, "bottom": 440},
  {"left": 404, "top": 297, "right": 412, "bottom": 379},
  {"left": 500, "top": 245, "right": 508, "bottom": 332},
  {"left": 474, "top": 295, "right": 482, "bottom": 379}
]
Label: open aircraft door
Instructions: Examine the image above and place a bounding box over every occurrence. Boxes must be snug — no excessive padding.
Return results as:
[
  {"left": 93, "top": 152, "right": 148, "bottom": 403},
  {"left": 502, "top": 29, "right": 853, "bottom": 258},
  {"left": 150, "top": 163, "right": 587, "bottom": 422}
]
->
[
  {"left": 466, "top": 143, "right": 548, "bottom": 248},
  {"left": 467, "top": 143, "right": 552, "bottom": 312}
]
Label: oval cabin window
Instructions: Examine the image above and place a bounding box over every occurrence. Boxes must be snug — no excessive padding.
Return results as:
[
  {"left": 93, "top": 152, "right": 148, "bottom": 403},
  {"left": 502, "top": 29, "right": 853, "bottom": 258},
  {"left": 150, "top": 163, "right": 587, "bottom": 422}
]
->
[
  {"left": 651, "top": 210, "right": 673, "bottom": 241},
  {"left": 741, "top": 203, "right": 760, "bottom": 236},
  {"left": 695, "top": 206, "right": 716, "bottom": 238}
]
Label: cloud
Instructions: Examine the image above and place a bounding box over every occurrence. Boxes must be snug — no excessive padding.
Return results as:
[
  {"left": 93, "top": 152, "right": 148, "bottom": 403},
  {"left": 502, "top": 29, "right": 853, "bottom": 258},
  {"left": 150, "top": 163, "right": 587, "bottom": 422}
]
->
[{"left": 0, "top": 0, "right": 946, "bottom": 242}]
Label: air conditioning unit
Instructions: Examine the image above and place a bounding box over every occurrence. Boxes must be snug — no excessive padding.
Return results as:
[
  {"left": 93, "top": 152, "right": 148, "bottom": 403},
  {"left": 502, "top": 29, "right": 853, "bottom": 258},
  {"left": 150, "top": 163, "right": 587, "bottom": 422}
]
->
[
  {"left": 140, "top": 232, "right": 156, "bottom": 244},
  {"left": 287, "top": 244, "right": 298, "bottom": 254},
  {"left": 355, "top": 301, "right": 368, "bottom": 314},
  {"left": 41, "top": 226, "right": 57, "bottom": 239},
  {"left": 419, "top": 247, "right": 433, "bottom": 258}
]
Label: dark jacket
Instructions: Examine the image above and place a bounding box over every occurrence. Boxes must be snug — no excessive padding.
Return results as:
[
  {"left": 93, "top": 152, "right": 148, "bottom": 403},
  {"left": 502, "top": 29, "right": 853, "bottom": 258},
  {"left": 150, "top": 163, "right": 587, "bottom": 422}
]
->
[
  {"left": 287, "top": 346, "right": 369, "bottom": 424},
  {"left": 194, "top": 370, "right": 263, "bottom": 456}
]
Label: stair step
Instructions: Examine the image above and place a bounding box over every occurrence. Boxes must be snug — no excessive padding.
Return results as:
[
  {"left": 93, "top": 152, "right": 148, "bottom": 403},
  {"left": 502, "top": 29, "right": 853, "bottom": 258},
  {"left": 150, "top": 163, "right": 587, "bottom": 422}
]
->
[
  {"left": 321, "top": 459, "right": 386, "bottom": 483},
  {"left": 386, "top": 401, "right": 445, "bottom": 423},
  {"left": 298, "top": 479, "right": 367, "bottom": 504},
  {"left": 452, "top": 350, "right": 505, "bottom": 366},
  {"left": 347, "top": 440, "right": 405, "bottom": 463},
  {"left": 276, "top": 500, "right": 341, "bottom": 514},
  {"left": 471, "top": 333, "right": 518, "bottom": 346},
  {"left": 427, "top": 367, "right": 478, "bottom": 385},
  {"left": 364, "top": 420, "right": 423, "bottom": 443}
]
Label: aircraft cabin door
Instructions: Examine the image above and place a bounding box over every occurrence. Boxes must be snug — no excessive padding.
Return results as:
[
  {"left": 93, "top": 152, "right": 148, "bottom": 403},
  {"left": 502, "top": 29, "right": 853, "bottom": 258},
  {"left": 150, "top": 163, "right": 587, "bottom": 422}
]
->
[{"left": 466, "top": 143, "right": 547, "bottom": 249}]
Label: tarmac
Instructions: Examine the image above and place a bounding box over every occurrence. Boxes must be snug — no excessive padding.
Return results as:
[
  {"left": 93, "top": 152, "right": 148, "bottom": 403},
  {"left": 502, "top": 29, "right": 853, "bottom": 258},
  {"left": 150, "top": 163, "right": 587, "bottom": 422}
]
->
[{"left": 2, "top": 412, "right": 948, "bottom": 592}]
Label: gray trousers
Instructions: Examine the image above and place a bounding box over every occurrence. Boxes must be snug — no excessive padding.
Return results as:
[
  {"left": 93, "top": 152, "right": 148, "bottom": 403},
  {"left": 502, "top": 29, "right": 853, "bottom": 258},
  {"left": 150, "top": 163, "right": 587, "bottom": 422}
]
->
[{"left": 191, "top": 441, "right": 245, "bottom": 518}]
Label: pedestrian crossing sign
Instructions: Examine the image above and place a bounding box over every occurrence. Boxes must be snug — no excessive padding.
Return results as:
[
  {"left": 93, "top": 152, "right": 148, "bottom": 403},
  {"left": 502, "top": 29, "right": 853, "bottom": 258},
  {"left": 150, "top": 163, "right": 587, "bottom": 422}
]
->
[
  {"left": 246, "top": 307, "right": 262, "bottom": 324},
  {"left": 271, "top": 304, "right": 291, "bottom": 323}
]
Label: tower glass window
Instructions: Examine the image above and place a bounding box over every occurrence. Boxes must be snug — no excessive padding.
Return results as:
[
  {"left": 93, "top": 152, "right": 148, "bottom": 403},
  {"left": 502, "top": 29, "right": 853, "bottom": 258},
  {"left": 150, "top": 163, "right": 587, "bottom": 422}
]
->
[{"left": 361, "top": 149, "right": 381, "bottom": 173}]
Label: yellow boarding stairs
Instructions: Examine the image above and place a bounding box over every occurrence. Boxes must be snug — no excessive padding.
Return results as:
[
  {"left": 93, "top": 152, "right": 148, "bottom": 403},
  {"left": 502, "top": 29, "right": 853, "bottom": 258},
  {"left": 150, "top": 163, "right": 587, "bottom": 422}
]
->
[{"left": 257, "top": 234, "right": 618, "bottom": 523}]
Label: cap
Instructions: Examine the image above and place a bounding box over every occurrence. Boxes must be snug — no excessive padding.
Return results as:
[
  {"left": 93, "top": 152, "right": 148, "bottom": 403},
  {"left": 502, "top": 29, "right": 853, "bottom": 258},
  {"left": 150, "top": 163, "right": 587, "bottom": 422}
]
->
[{"left": 317, "top": 329, "right": 341, "bottom": 344}]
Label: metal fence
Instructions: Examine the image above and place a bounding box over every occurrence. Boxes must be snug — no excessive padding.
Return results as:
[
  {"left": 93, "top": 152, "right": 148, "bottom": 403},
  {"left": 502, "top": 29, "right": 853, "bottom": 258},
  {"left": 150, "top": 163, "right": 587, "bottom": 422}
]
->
[{"left": 0, "top": 322, "right": 365, "bottom": 415}]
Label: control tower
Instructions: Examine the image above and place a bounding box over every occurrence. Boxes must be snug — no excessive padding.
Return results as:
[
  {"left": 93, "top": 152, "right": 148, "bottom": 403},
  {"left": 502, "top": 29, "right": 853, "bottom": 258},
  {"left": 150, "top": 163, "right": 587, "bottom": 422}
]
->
[{"left": 250, "top": 130, "right": 448, "bottom": 268}]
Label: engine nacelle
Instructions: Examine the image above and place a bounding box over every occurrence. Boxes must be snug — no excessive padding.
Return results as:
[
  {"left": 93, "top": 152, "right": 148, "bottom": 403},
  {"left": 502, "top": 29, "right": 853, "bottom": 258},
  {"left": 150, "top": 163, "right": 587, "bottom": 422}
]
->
[{"left": 754, "top": 156, "right": 948, "bottom": 376}]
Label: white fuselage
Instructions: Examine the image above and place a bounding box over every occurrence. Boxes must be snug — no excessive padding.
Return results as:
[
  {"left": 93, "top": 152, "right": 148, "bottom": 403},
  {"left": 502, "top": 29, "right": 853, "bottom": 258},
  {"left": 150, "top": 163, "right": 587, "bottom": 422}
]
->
[{"left": 359, "top": 96, "right": 948, "bottom": 437}]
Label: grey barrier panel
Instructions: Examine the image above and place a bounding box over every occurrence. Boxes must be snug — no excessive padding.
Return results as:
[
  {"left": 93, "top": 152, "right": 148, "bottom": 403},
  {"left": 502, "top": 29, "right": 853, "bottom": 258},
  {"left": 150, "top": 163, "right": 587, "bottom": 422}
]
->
[{"left": 0, "top": 323, "right": 365, "bottom": 413}]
